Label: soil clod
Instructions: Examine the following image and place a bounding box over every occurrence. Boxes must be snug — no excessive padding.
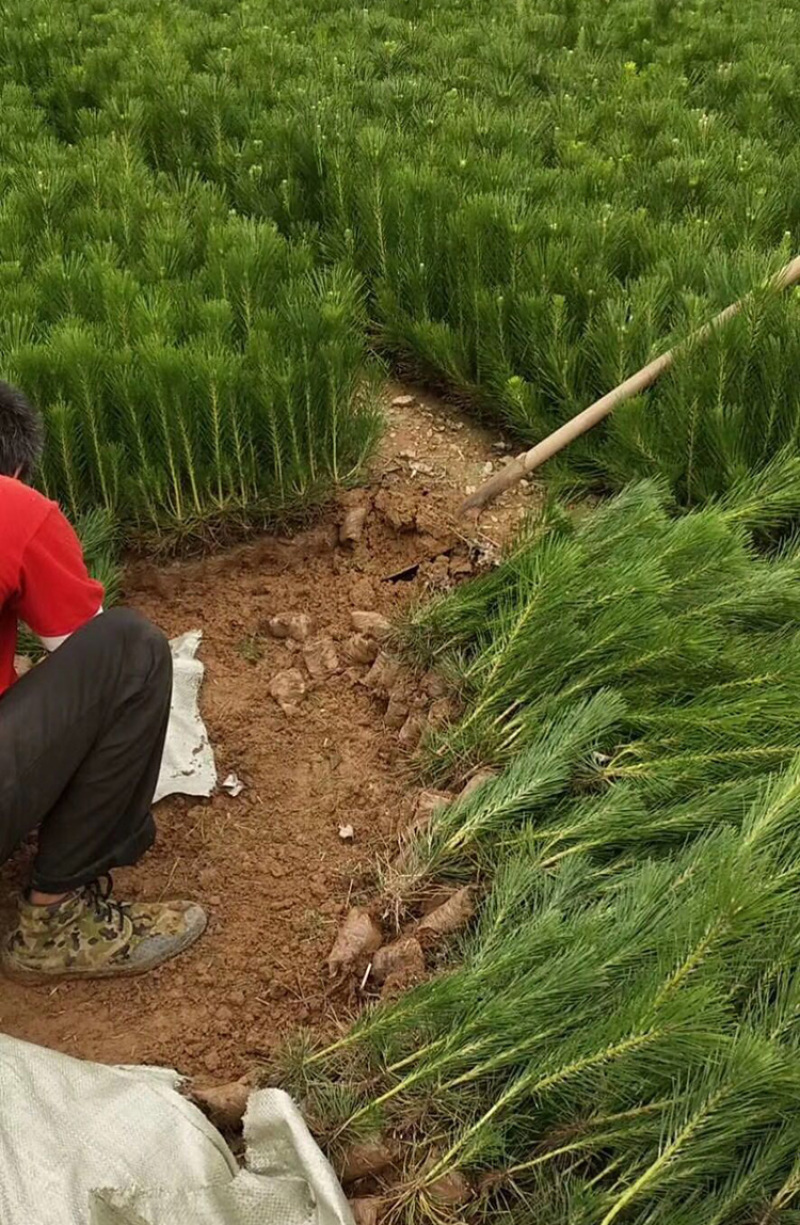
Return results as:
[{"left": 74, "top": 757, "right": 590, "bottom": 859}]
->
[
  {"left": 417, "top": 887, "right": 475, "bottom": 943},
  {"left": 449, "top": 555, "right": 474, "bottom": 579},
  {"left": 266, "top": 612, "right": 315, "bottom": 642},
  {"left": 384, "top": 698, "right": 410, "bottom": 731},
  {"left": 407, "top": 790, "right": 452, "bottom": 840},
  {"left": 269, "top": 667, "right": 307, "bottom": 714},
  {"left": 364, "top": 653, "right": 401, "bottom": 697},
  {"left": 374, "top": 489, "right": 418, "bottom": 533},
  {"left": 344, "top": 634, "right": 380, "bottom": 665},
  {"left": 350, "top": 611, "right": 391, "bottom": 637},
  {"left": 302, "top": 637, "right": 340, "bottom": 679},
  {"left": 427, "top": 697, "right": 453, "bottom": 727},
  {"left": 340, "top": 1139, "right": 395, "bottom": 1183},
  {"left": 340, "top": 506, "right": 369, "bottom": 545},
  {"left": 349, "top": 1197, "right": 382, "bottom": 1225},
  {"left": 422, "top": 1160, "right": 473, "bottom": 1206},
  {"left": 349, "top": 575, "right": 378, "bottom": 609},
  {"left": 347, "top": 1195, "right": 379, "bottom": 1225},
  {"left": 372, "top": 937, "right": 425, "bottom": 986},
  {"left": 189, "top": 1073, "right": 257, "bottom": 1130},
  {"left": 398, "top": 714, "right": 424, "bottom": 748},
  {"left": 327, "top": 908, "right": 383, "bottom": 977},
  {"left": 460, "top": 768, "right": 499, "bottom": 800}
]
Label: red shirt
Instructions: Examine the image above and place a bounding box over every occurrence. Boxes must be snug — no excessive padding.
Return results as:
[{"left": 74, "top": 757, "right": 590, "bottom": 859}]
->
[{"left": 0, "top": 477, "right": 104, "bottom": 697}]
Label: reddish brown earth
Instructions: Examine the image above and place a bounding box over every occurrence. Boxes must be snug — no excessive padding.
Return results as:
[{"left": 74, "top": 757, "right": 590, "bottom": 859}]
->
[{"left": 0, "top": 386, "right": 533, "bottom": 1080}]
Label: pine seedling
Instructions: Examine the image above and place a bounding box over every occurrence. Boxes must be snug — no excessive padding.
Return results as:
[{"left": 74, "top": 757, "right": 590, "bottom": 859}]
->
[{"left": 393, "top": 692, "right": 624, "bottom": 887}]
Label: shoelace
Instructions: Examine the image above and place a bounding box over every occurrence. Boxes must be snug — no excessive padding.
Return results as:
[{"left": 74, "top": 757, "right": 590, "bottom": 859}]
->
[{"left": 82, "top": 874, "right": 130, "bottom": 933}]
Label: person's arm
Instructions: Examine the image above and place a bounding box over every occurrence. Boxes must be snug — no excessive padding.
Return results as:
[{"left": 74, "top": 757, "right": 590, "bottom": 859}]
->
[{"left": 16, "top": 507, "right": 105, "bottom": 650}]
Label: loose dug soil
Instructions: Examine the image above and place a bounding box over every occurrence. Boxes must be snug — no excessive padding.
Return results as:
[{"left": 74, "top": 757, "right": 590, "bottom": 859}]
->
[{"left": 0, "top": 384, "right": 534, "bottom": 1080}]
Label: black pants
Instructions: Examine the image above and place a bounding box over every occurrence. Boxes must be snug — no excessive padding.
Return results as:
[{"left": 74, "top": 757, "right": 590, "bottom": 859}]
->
[{"left": 0, "top": 609, "right": 172, "bottom": 894}]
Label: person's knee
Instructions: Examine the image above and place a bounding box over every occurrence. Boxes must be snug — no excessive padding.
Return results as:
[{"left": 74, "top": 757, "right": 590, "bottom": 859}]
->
[{"left": 102, "top": 609, "right": 172, "bottom": 688}]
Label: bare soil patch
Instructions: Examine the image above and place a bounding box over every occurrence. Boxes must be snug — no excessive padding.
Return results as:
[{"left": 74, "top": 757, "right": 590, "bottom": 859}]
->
[{"left": 0, "top": 386, "right": 531, "bottom": 1079}]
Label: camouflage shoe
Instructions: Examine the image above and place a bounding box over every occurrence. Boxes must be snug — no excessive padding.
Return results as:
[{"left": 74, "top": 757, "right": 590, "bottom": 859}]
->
[{"left": 2, "top": 876, "right": 207, "bottom": 982}]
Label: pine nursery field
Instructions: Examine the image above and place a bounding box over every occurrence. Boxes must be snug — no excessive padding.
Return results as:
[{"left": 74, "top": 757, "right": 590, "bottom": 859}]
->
[
  {"left": 8, "top": 0, "right": 800, "bottom": 1221},
  {"left": 4, "top": 0, "right": 800, "bottom": 532}
]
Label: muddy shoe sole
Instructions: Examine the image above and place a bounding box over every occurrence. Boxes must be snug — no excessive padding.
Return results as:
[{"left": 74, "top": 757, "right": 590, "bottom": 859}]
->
[{"left": 2, "top": 904, "right": 208, "bottom": 983}]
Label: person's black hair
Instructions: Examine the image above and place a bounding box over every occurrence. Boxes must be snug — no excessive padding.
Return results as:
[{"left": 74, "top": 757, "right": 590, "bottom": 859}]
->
[{"left": 0, "top": 381, "right": 43, "bottom": 481}]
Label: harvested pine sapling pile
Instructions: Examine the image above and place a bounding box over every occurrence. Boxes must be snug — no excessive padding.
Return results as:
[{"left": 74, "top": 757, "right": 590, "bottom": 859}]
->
[
  {"left": 397, "top": 477, "right": 800, "bottom": 773},
  {"left": 289, "top": 481, "right": 800, "bottom": 1223},
  {"left": 384, "top": 476, "right": 800, "bottom": 892},
  {"left": 301, "top": 765, "right": 800, "bottom": 1224}
]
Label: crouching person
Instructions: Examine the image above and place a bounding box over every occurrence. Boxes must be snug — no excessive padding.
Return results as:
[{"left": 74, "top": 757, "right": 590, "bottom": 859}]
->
[{"left": 0, "top": 381, "right": 206, "bottom": 980}]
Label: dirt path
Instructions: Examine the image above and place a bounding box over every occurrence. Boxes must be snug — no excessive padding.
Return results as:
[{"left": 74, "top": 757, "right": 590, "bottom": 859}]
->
[{"left": 0, "top": 386, "right": 531, "bottom": 1080}]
